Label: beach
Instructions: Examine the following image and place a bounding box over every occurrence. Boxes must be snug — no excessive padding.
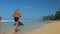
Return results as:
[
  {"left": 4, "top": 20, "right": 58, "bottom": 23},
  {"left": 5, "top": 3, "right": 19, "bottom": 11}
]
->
[
  {"left": 0, "top": 20, "right": 60, "bottom": 34},
  {"left": 25, "top": 20, "right": 60, "bottom": 34},
  {"left": 0, "top": 21, "right": 42, "bottom": 34}
]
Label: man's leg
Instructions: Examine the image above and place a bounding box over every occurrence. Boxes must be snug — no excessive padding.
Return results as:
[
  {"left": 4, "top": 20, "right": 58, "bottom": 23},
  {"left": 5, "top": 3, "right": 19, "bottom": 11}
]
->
[
  {"left": 14, "top": 21, "right": 19, "bottom": 32},
  {"left": 14, "top": 17, "right": 19, "bottom": 32}
]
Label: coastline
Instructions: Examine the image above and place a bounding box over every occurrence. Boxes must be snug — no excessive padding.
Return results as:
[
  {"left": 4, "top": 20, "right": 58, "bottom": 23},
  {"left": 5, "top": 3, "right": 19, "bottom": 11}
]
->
[{"left": 0, "top": 20, "right": 60, "bottom": 34}]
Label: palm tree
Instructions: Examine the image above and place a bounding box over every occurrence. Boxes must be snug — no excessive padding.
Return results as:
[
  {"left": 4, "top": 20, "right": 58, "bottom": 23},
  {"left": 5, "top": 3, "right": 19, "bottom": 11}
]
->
[{"left": 55, "top": 8, "right": 60, "bottom": 19}]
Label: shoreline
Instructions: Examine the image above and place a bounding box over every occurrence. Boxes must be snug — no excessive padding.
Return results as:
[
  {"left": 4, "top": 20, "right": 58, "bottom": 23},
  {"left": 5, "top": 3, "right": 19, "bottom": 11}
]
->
[
  {"left": 25, "top": 20, "right": 60, "bottom": 34},
  {"left": 0, "top": 20, "right": 60, "bottom": 34}
]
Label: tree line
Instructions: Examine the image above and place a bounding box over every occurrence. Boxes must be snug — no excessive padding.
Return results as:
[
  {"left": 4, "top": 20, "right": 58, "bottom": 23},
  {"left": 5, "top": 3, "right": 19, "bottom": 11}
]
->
[{"left": 43, "top": 8, "right": 60, "bottom": 20}]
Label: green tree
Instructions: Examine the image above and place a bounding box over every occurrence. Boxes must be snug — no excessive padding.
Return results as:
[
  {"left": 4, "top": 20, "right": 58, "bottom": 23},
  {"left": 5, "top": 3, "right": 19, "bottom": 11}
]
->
[{"left": 55, "top": 8, "right": 60, "bottom": 20}]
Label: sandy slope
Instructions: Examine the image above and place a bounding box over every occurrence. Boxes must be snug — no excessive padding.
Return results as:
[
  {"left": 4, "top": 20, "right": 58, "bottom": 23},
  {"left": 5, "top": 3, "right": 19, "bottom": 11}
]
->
[{"left": 25, "top": 21, "right": 60, "bottom": 34}]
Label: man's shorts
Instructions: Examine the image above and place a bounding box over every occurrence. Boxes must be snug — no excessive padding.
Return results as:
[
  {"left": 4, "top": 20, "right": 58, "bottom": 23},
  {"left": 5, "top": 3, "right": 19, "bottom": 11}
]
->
[{"left": 14, "top": 17, "right": 19, "bottom": 22}]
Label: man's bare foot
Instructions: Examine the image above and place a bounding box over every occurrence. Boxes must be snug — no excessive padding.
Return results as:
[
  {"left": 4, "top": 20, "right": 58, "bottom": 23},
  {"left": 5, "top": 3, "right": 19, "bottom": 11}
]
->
[
  {"left": 13, "top": 31, "right": 17, "bottom": 34},
  {"left": 14, "top": 29, "right": 17, "bottom": 32}
]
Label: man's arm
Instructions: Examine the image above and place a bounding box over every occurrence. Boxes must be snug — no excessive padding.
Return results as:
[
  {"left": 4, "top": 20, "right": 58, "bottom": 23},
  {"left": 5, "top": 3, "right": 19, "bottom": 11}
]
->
[{"left": 18, "top": 13, "right": 21, "bottom": 17}]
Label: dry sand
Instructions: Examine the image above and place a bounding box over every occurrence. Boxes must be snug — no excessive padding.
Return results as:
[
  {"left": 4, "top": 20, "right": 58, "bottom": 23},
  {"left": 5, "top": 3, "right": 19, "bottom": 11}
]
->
[{"left": 25, "top": 20, "right": 60, "bottom": 34}]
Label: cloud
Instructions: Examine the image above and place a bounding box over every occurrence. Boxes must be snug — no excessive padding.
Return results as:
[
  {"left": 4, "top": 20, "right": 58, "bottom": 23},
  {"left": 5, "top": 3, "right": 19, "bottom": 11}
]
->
[{"left": 24, "top": 5, "right": 32, "bottom": 8}]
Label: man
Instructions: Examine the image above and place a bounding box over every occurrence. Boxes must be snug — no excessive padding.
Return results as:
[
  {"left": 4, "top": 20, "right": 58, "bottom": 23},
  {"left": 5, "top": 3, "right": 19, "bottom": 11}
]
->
[{"left": 12, "top": 8, "right": 21, "bottom": 32}]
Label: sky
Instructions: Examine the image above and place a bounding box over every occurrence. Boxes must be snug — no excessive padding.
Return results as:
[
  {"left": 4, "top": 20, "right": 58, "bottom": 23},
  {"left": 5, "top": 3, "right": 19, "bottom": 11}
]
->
[{"left": 0, "top": 0, "right": 60, "bottom": 21}]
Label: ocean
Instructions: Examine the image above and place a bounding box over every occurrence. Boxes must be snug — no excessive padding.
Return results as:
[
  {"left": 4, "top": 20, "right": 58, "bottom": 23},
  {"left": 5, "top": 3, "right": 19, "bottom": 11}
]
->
[{"left": 0, "top": 20, "right": 48, "bottom": 33}]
